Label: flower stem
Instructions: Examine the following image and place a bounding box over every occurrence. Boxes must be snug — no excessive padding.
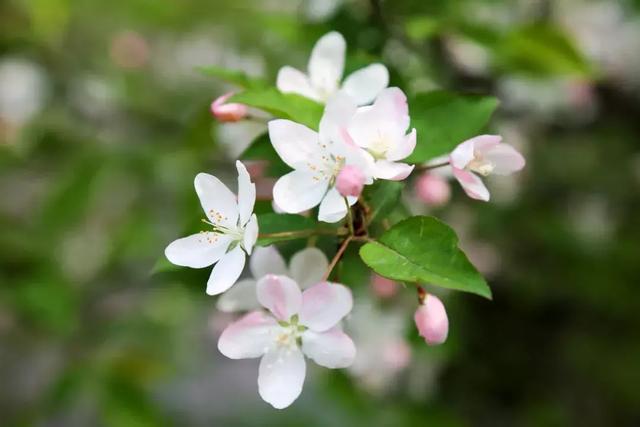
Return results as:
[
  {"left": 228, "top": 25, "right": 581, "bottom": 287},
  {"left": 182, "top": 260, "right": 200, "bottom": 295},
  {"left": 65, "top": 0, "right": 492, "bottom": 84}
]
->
[
  {"left": 344, "top": 197, "right": 355, "bottom": 236},
  {"left": 322, "top": 235, "right": 353, "bottom": 282},
  {"left": 258, "top": 228, "right": 345, "bottom": 240},
  {"left": 414, "top": 161, "right": 450, "bottom": 172}
]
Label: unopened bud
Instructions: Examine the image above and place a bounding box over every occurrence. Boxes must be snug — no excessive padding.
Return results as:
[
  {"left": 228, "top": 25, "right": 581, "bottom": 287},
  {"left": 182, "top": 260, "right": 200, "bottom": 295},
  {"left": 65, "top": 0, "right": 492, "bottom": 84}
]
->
[
  {"left": 210, "top": 92, "right": 248, "bottom": 122},
  {"left": 414, "top": 294, "right": 449, "bottom": 345},
  {"left": 416, "top": 173, "right": 450, "bottom": 206},
  {"left": 335, "top": 165, "right": 365, "bottom": 197}
]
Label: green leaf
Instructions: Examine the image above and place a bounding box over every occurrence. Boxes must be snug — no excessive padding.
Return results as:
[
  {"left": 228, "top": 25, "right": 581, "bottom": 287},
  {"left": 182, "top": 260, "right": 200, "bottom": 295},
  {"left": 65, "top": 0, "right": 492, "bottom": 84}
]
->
[
  {"left": 363, "top": 180, "right": 404, "bottom": 225},
  {"left": 257, "top": 213, "right": 322, "bottom": 245},
  {"left": 230, "top": 88, "right": 323, "bottom": 130},
  {"left": 406, "top": 91, "right": 499, "bottom": 163},
  {"left": 241, "top": 133, "right": 290, "bottom": 177},
  {"left": 497, "top": 25, "right": 593, "bottom": 77},
  {"left": 196, "top": 66, "right": 267, "bottom": 89},
  {"left": 359, "top": 216, "right": 491, "bottom": 299}
]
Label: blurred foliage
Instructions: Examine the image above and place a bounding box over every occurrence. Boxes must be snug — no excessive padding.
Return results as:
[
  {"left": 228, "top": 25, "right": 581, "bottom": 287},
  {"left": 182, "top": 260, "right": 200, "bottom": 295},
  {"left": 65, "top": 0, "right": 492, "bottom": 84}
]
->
[{"left": 1, "top": 0, "right": 640, "bottom": 426}]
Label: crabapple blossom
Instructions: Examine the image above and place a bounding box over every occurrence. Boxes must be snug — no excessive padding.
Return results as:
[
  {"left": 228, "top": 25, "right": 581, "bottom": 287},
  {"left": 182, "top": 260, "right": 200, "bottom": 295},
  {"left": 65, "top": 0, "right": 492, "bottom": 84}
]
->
[
  {"left": 416, "top": 173, "right": 451, "bottom": 206},
  {"left": 335, "top": 164, "right": 366, "bottom": 197},
  {"left": 277, "top": 31, "right": 388, "bottom": 105},
  {"left": 347, "top": 87, "right": 417, "bottom": 180},
  {"left": 269, "top": 92, "right": 372, "bottom": 223},
  {"left": 165, "top": 161, "right": 258, "bottom": 295},
  {"left": 210, "top": 92, "right": 248, "bottom": 122},
  {"left": 449, "top": 135, "right": 525, "bottom": 201},
  {"left": 414, "top": 294, "right": 449, "bottom": 346},
  {"left": 347, "top": 302, "right": 411, "bottom": 392},
  {"left": 218, "top": 274, "right": 356, "bottom": 409},
  {"left": 217, "top": 246, "right": 329, "bottom": 312}
]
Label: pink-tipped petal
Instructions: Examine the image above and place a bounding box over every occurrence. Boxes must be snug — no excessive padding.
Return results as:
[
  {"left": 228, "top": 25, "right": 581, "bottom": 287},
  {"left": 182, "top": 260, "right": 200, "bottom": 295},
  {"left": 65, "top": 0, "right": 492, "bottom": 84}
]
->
[
  {"left": 415, "top": 173, "right": 451, "bottom": 207},
  {"left": 256, "top": 274, "right": 302, "bottom": 321},
  {"left": 218, "top": 311, "right": 277, "bottom": 358},
  {"left": 483, "top": 143, "right": 526, "bottom": 175},
  {"left": 452, "top": 168, "right": 490, "bottom": 202},
  {"left": 471, "top": 134, "right": 503, "bottom": 153},
  {"left": 299, "top": 282, "right": 353, "bottom": 332},
  {"left": 301, "top": 327, "right": 356, "bottom": 368},
  {"left": 414, "top": 294, "right": 449, "bottom": 345},
  {"left": 258, "top": 347, "right": 306, "bottom": 409}
]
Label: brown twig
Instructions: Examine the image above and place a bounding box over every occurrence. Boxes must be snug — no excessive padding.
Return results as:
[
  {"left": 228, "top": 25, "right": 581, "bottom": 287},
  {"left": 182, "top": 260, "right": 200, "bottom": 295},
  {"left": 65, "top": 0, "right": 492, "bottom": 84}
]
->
[{"left": 322, "top": 235, "right": 354, "bottom": 282}]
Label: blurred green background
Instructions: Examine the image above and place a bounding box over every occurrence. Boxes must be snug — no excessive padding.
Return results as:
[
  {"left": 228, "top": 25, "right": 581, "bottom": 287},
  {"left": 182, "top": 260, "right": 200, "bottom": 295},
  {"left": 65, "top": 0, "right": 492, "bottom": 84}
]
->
[{"left": 1, "top": 0, "right": 640, "bottom": 426}]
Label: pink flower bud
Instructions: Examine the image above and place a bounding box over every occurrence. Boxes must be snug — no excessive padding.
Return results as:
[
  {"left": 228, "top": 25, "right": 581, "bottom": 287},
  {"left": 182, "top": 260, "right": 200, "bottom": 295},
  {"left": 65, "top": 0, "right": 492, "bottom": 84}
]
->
[
  {"left": 414, "top": 294, "right": 448, "bottom": 345},
  {"left": 416, "top": 173, "right": 451, "bottom": 206},
  {"left": 335, "top": 165, "right": 365, "bottom": 197},
  {"left": 382, "top": 340, "right": 412, "bottom": 370},
  {"left": 210, "top": 92, "right": 248, "bottom": 122},
  {"left": 370, "top": 274, "right": 398, "bottom": 298}
]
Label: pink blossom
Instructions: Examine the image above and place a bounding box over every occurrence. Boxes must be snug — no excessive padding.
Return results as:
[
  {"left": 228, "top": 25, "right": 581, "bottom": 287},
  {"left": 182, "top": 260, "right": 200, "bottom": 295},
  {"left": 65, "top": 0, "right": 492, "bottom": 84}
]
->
[
  {"left": 449, "top": 135, "right": 525, "bottom": 201},
  {"left": 414, "top": 294, "right": 449, "bottom": 345},
  {"left": 415, "top": 173, "right": 451, "bottom": 206},
  {"left": 370, "top": 274, "right": 398, "bottom": 298},
  {"left": 210, "top": 92, "right": 248, "bottom": 122},
  {"left": 218, "top": 275, "right": 355, "bottom": 409},
  {"left": 335, "top": 165, "right": 366, "bottom": 197}
]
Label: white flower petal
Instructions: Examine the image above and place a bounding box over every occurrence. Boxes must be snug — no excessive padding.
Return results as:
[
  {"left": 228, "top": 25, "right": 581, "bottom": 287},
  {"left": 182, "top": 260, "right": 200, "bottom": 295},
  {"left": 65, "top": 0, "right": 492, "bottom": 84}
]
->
[
  {"left": 341, "top": 63, "right": 389, "bottom": 106},
  {"left": 302, "top": 327, "right": 356, "bottom": 368},
  {"left": 308, "top": 31, "right": 345, "bottom": 97},
  {"left": 276, "top": 66, "right": 320, "bottom": 101},
  {"left": 289, "top": 247, "right": 329, "bottom": 289},
  {"left": 268, "top": 119, "right": 321, "bottom": 169},
  {"left": 243, "top": 214, "right": 258, "bottom": 255},
  {"left": 452, "top": 168, "right": 490, "bottom": 201},
  {"left": 299, "top": 282, "right": 353, "bottom": 332},
  {"left": 258, "top": 347, "right": 306, "bottom": 409},
  {"left": 450, "top": 137, "right": 479, "bottom": 169},
  {"left": 318, "top": 187, "right": 354, "bottom": 223},
  {"left": 471, "top": 134, "right": 502, "bottom": 153},
  {"left": 373, "top": 160, "right": 414, "bottom": 181},
  {"left": 273, "top": 170, "right": 328, "bottom": 214},
  {"left": 236, "top": 161, "right": 256, "bottom": 226},
  {"left": 348, "top": 87, "right": 409, "bottom": 147},
  {"left": 256, "top": 274, "right": 302, "bottom": 321},
  {"left": 164, "top": 233, "right": 232, "bottom": 268},
  {"left": 318, "top": 91, "right": 357, "bottom": 146},
  {"left": 387, "top": 128, "right": 417, "bottom": 162},
  {"left": 250, "top": 246, "right": 288, "bottom": 279},
  {"left": 206, "top": 245, "right": 246, "bottom": 296},
  {"left": 483, "top": 143, "right": 526, "bottom": 175},
  {"left": 218, "top": 311, "right": 277, "bottom": 358},
  {"left": 194, "top": 173, "right": 238, "bottom": 228},
  {"left": 216, "top": 279, "right": 260, "bottom": 312}
]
